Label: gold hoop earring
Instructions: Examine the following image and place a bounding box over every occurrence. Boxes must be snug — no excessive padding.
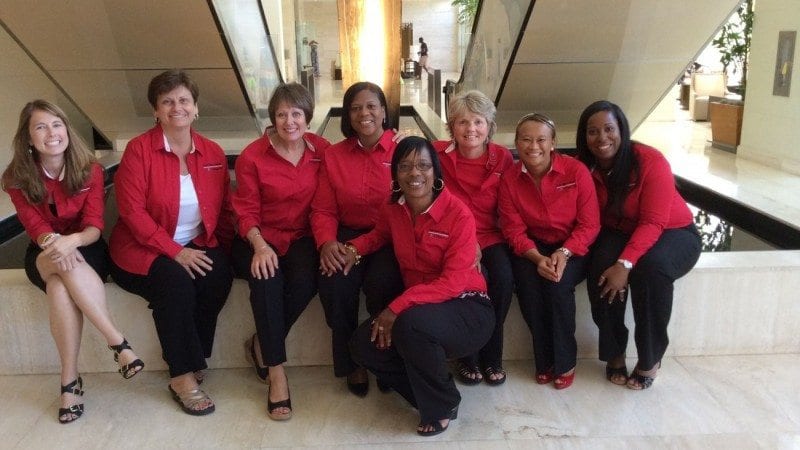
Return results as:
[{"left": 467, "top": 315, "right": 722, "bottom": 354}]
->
[
  {"left": 391, "top": 180, "right": 402, "bottom": 193},
  {"left": 433, "top": 178, "right": 445, "bottom": 191}
]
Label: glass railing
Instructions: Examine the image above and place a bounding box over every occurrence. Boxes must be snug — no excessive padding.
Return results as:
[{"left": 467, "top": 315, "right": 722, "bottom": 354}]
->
[
  {"left": 456, "top": 0, "right": 533, "bottom": 101},
  {"left": 209, "top": 0, "right": 283, "bottom": 132}
]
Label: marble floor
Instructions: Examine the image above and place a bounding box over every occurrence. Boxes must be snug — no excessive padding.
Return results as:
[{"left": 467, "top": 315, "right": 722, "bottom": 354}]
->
[{"left": 1, "top": 355, "right": 798, "bottom": 449}]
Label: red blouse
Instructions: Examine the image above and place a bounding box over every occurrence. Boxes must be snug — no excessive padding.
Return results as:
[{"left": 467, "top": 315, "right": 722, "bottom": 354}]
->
[
  {"left": 310, "top": 129, "right": 396, "bottom": 247},
  {"left": 590, "top": 142, "right": 694, "bottom": 265},
  {"left": 498, "top": 152, "right": 600, "bottom": 256},
  {"left": 110, "top": 125, "right": 232, "bottom": 275},
  {"left": 232, "top": 132, "right": 330, "bottom": 256},
  {"left": 7, "top": 162, "right": 105, "bottom": 241},
  {"left": 350, "top": 188, "right": 487, "bottom": 315},
  {"left": 433, "top": 140, "right": 514, "bottom": 249}
]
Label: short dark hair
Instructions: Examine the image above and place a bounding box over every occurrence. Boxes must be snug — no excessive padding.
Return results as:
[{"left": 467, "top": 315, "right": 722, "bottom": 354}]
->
[
  {"left": 147, "top": 70, "right": 199, "bottom": 108},
  {"left": 268, "top": 82, "right": 315, "bottom": 126},
  {"left": 340, "top": 82, "right": 391, "bottom": 138},
  {"left": 390, "top": 136, "right": 444, "bottom": 203}
]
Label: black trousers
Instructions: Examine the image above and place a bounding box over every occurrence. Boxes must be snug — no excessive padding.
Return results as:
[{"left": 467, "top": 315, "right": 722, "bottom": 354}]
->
[
  {"left": 25, "top": 238, "right": 110, "bottom": 292},
  {"left": 318, "top": 226, "right": 404, "bottom": 377},
  {"left": 350, "top": 294, "right": 494, "bottom": 424},
  {"left": 459, "top": 243, "right": 514, "bottom": 370},
  {"left": 110, "top": 244, "right": 233, "bottom": 378},
  {"left": 587, "top": 225, "right": 701, "bottom": 370},
  {"left": 512, "top": 241, "right": 587, "bottom": 375},
  {"left": 231, "top": 236, "right": 318, "bottom": 367}
]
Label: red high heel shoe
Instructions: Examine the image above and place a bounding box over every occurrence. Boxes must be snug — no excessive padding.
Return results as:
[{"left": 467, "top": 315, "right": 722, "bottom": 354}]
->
[
  {"left": 535, "top": 368, "right": 554, "bottom": 384},
  {"left": 554, "top": 370, "right": 575, "bottom": 390}
]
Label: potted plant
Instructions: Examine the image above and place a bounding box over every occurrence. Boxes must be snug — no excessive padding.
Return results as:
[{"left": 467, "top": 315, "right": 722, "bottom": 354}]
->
[{"left": 708, "top": 0, "right": 754, "bottom": 152}]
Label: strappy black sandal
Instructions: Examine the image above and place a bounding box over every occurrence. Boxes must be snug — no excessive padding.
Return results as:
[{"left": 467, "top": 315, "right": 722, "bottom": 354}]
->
[
  {"left": 626, "top": 372, "right": 655, "bottom": 390},
  {"left": 483, "top": 366, "right": 507, "bottom": 386},
  {"left": 108, "top": 338, "right": 144, "bottom": 379},
  {"left": 456, "top": 362, "right": 482, "bottom": 385},
  {"left": 417, "top": 406, "right": 458, "bottom": 437},
  {"left": 58, "top": 377, "right": 84, "bottom": 424}
]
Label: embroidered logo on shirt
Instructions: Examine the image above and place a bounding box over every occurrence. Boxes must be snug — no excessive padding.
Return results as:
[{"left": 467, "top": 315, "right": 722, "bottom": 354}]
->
[
  {"left": 79, "top": 187, "right": 91, "bottom": 192},
  {"left": 310, "top": 158, "right": 322, "bottom": 163},
  {"left": 427, "top": 230, "right": 449, "bottom": 239},
  {"left": 555, "top": 182, "right": 577, "bottom": 190},
  {"left": 203, "top": 164, "right": 224, "bottom": 171}
]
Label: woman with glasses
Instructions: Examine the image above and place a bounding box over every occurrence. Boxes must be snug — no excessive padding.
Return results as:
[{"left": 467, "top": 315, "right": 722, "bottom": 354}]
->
[
  {"left": 347, "top": 137, "right": 493, "bottom": 436},
  {"left": 433, "top": 90, "right": 514, "bottom": 385},
  {"left": 576, "top": 101, "right": 700, "bottom": 389},
  {"left": 498, "top": 113, "right": 600, "bottom": 389}
]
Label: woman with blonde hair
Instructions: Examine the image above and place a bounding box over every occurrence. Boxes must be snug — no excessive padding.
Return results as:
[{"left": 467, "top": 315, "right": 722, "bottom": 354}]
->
[{"left": 2, "top": 100, "right": 144, "bottom": 424}]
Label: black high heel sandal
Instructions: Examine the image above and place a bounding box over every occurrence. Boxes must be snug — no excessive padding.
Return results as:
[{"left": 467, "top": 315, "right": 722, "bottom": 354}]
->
[
  {"left": 58, "top": 377, "right": 84, "bottom": 424},
  {"left": 109, "top": 338, "right": 145, "bottom": 379},
  {"left": 417, "top": 405, "right": 459, "bottom": 437},
  {"left": 245, "top": 334, "right": 269, "bottom": 383}
]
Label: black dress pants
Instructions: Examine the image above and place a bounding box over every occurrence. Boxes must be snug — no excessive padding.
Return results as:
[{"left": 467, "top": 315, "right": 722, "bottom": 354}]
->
[
  {"left": 350, "top": 293, "right": 494, "bottom": 424},
  {"left": 318, "top": 226, "right": 404, "bottom": 377},
  {"left": 459, "top": 243, "right": 514, "bottom": 370},
  {"left": 587, "top": 225, "right": 701, "bottom": 370},
  {"left": 232, "top": 236, "right": 318, "bottom": 366},
  {"left": 512, "top": 241, "right": 587, "bottom": 375},
  {"left": 111, "top": 244, "right": 233, "bottom": 378}
]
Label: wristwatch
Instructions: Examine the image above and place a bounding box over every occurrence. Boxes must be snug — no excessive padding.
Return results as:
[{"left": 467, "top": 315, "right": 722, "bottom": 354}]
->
[
  {"left": 557, "top": 247, "right": 572, "bottom": 259},
  {"left": 617, "top": 258, "right": 633, "bottom": 269}
]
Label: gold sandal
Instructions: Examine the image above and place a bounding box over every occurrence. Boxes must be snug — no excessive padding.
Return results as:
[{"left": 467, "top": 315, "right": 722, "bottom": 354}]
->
[{"left": 169, "top": 385, "right": 215, "bottom": 416}]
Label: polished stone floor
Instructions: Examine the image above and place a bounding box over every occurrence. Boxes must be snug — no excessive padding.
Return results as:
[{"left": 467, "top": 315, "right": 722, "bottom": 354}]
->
[{"left": 1, "top": 356, "right": 798, "bottom": 449}]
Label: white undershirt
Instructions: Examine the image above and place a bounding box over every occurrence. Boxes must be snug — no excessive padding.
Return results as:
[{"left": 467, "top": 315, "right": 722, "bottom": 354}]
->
[{"left": 173, "top": 173, "right": 202, "bottom": 245}]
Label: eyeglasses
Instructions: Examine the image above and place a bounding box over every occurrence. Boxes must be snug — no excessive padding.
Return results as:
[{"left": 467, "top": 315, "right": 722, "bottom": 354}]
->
[{"left": 397, "top": 161, "right": 434, "bottom": 172}]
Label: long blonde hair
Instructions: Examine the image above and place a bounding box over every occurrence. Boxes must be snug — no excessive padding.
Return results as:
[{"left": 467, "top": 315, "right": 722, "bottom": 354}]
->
[{"left": 1, "top": 100, "right": 97, "bottom": 204}]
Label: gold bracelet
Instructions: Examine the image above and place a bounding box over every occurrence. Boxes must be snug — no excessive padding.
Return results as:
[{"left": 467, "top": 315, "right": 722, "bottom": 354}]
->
[
  {"left": 344, "top": 243, "right": 361, "bottom": 266},
  {"left": 40, "top": 232, "right": 60, "bottom": 248}
]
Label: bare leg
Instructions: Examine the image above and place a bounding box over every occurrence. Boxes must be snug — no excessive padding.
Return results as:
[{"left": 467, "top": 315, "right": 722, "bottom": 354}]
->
[
  {"left": 43, "top": 273, "right": 83, "bottom": 422},
  {"left": 36, "top": 252, "right": 140, "bottom": 370}
]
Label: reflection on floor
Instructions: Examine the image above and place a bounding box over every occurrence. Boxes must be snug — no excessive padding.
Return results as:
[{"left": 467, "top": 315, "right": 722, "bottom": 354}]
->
[{"left": 2, "top": 356, "right": 798, "bottom": 449}]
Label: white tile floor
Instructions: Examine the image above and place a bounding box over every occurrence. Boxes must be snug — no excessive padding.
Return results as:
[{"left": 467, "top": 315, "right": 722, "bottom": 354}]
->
[{"left": 2, "top": 356, "right": 798, "bottom": 449}]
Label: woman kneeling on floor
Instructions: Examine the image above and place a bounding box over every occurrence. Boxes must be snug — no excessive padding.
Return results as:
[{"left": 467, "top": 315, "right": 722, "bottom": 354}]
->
[{"left": 347, "top": 136, "right": 494, "bottom": 436}]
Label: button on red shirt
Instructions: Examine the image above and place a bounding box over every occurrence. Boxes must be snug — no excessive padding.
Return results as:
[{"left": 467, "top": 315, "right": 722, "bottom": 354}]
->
[
  {"left": 350, "top": 188, "right": 487, "bottom": 315},
  {"left": 232, "top": 131, "right": 330, "bottom": 256},
  {"left": 590, "top": 143, "right": 694, "bottom": 264},
  {"left": 433, "top": 141, "right": 514, "bottom": 249},
  {"left": 7, "top": 162, "right": 105, "bottom": 241},
  {"left": 498, "top": 152, "right": 600, "bottom": 256},
  {"left": 110, "top": 125, "right": 232, "bottom": 275},
  {"left": 311, "top": 129, "right": 396, "bottom": 247}
]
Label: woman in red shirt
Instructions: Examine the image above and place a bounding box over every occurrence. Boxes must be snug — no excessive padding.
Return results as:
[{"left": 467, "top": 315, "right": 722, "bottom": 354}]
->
[
  {"left": 576, "top": 100, "right": 701, "bottom": 389},
  {"left": 311, "top": 82, "right": 404, "bottom": 397},
  {"left": 110, "top": 71, "right": 233, "bottom": 416},
  {"left": 347, "top": 137, "right": 494, "bottom": 437},
  {"left": 433, "top": 90, "right": 514, "bottom": 385},
  {"left": 498, "top": 113, "right": 600, "bottom": 389},
  {"left": 231, "top": 83, "right": 331, "bottom": 420},
  {"left": 3, "top": 100, "right": 143, "bottom": 424}
]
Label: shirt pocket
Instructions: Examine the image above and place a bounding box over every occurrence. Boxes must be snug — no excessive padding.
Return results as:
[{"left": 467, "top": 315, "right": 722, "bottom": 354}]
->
[{"left": 416, "top": 229, "right": 451, "bottom": 271}]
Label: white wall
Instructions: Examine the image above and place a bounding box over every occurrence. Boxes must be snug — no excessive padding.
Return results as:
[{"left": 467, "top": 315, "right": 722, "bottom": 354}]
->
[
  {"left": 402, "top": 0, "right": 460, "bottom": 73},
  {"left": 738, "top": 0, "right": 800, "bottom": 175},
  {"left": 0, "top": 26, "right": 93, "bottom": 172},
  {"left": 297, "top": 0, "right": 340, "bottom": 78}
]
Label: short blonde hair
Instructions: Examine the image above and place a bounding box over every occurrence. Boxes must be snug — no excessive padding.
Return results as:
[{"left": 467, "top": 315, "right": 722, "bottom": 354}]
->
[{"left": 446, "top": 90, "right": 497, "bottom": 141}]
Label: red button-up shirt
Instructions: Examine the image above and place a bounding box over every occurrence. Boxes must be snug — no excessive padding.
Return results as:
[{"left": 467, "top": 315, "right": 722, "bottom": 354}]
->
[
  {"left": 7, "top": 162, "right": 105, "bottom": 241},
  {"left": 351, "top": 188, "right": 487, "bottom": 315},
  {"left": 310, "top": 129, "right": 396, "bottom": 247},
  {"left": 232, "top": 132, "right": 330, "bottom": 256},
  {"left": 433, "top": 141, "right": 514, "bottom": 250},
  {"left": 590, "top": 142, "right": 694, "bottom": 265},
  {"left": 110, "top": 125, "right": 232, "bottom": 275},
  {"left": 498, "top": 152, "right": 600, "bottom": 257}
]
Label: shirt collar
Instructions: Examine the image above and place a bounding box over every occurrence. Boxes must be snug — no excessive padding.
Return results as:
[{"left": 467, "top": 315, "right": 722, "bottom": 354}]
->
[
  {"left": 354, "top": 129, "right": 394, "bottom": 153},
  {"left": 397, "top": 187, "right": 450, "bottom": 222},
  {"left": 162, "top": 133, "right": 197, "bottom": 155},
  {"left": 265, "top": 127, "right": 316, "bottom": 153},
  {"left": 520, "top": 151, "right": 564, "bottom": 176}
]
